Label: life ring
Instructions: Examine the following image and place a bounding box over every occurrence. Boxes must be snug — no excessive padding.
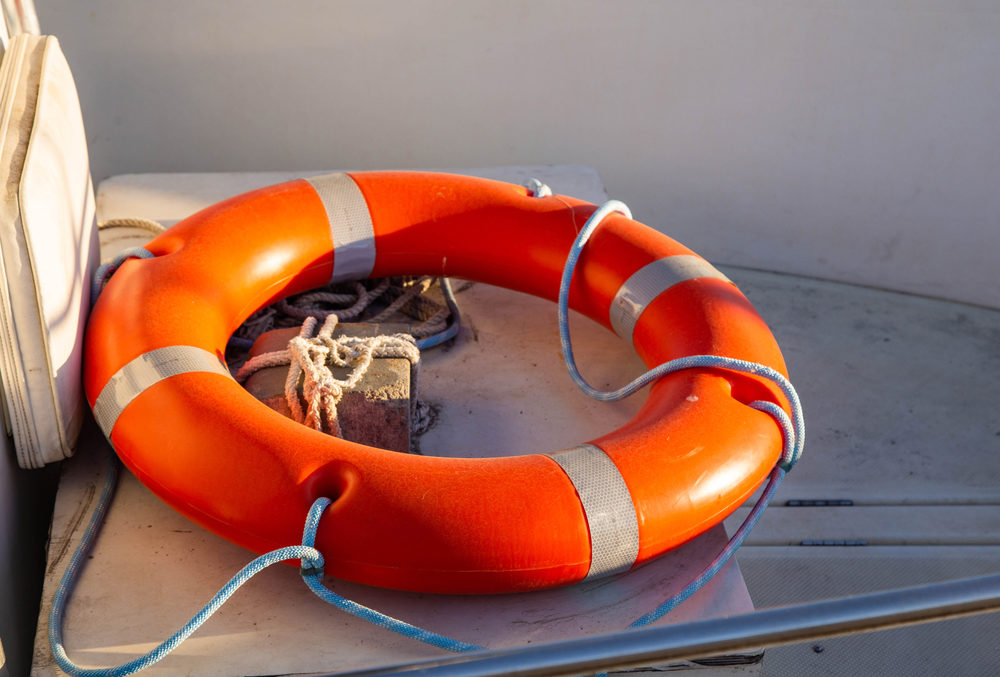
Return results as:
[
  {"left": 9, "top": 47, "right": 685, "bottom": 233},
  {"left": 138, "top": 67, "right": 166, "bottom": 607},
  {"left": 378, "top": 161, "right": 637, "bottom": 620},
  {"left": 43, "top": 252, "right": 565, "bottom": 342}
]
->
[{"left": 84, "top": 172, "right": 789, "bottom": 594}]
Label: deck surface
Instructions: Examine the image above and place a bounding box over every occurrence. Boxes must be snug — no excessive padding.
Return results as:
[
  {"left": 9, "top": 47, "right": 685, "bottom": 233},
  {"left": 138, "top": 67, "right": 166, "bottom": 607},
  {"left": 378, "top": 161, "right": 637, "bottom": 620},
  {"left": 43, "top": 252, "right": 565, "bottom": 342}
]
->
[{"left": 723, "top": 267, "right": 1000, "bottom": 676}]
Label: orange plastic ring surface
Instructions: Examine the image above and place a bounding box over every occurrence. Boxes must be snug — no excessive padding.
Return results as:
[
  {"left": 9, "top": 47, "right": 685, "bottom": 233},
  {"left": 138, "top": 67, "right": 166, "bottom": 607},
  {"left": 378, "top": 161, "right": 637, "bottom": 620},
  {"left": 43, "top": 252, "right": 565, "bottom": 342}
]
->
[{"left": 84, "top": 172, "right": 789, "bottom": 594}]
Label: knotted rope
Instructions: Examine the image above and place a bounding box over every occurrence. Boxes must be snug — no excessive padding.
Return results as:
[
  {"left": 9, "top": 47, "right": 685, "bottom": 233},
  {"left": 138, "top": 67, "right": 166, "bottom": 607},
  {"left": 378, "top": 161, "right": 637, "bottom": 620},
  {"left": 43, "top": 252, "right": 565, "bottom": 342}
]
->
[{"left": 236, "top": 314, "right": 420, "bottom": 438}]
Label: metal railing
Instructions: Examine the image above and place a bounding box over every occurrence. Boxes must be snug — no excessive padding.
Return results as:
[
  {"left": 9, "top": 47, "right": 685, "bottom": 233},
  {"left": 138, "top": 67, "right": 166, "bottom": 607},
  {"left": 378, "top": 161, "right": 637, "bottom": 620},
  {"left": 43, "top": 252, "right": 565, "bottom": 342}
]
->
[{"left": 310, "top": 573, "right": 1000, "bottom": 677}]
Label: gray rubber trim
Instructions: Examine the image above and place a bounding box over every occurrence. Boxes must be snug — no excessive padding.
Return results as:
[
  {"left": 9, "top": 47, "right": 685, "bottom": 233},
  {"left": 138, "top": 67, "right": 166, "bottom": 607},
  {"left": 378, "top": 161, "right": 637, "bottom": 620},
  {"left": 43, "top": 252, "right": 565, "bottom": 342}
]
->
[
  {"left": 306, "top": 173, "right": 376, "bottom": 283},
  {"left": 92, "top": 346, "right": 232, "bottom": 437},
  {"left": 547, "top": 444, "right": 640, "bottom": 579},
  {"left": 609, "top": 254, "right": 732, "bottom": 343}
]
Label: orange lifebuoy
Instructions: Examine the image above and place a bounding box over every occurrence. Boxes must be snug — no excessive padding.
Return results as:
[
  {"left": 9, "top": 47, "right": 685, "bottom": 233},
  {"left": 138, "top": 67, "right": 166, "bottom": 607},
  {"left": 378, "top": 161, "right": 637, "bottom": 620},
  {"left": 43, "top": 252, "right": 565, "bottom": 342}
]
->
[{"left": 84, "top": 172, "right": 789, "bottom": 594}]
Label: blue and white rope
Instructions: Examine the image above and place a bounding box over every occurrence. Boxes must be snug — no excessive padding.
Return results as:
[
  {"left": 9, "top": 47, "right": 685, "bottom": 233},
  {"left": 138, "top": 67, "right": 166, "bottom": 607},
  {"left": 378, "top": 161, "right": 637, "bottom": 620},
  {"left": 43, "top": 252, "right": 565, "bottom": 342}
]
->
[
  {"left": 298, "top": 498, "right": 482, "bottom": 653},
  {"left": 48, "top": 467, "right": 481, "bottom": 677},
  {"left": 558, "top": 201, "right": 804, "bottom": 469},
  {"left": 559, "top": 200, "right": 804, "bottom": 654},
  {"left": 560, "top": 237, "right": 803, "bottom": 677}
]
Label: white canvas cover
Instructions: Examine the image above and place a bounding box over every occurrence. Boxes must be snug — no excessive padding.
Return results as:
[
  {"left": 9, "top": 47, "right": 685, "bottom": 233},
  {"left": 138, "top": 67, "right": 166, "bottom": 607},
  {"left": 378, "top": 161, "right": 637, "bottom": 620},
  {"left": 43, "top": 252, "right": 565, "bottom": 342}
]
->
[{"left": 0, "top": 34, "right": 98, "bottom": 468}]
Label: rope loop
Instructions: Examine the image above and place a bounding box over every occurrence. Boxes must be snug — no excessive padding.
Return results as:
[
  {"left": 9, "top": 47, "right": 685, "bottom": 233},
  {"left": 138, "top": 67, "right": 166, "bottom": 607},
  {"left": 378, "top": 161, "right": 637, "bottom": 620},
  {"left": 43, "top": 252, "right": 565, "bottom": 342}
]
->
[
  {"left": 523, "top": 177, "right": 552, "bottom": 198},
  {"left": 559, "top": 200, "right": 805, "bottom": 641},
  {"left": 558, "top": 199, "right": 804, "bottom": 470},
  {"left": 97, "top": 217, "right": 166, "bottom": 236},
  {"left": 91, "top": 247, "right": 156, "bottom": 302}
]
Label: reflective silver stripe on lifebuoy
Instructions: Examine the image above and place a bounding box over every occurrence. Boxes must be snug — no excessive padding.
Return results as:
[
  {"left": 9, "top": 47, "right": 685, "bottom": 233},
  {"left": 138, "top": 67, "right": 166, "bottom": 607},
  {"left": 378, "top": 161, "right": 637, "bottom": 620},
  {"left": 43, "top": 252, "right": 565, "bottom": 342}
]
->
[
  {"left": 610, "top": 255, "right": 732, "bottom": 343},
  {"left": 93, "top": 346, "right": 233, "bottom": 437},
  {"left": 547, "top": 444, "right": 640, "bottom": 579},
  {"left": 306, "top": 173, "right": 376, "bottom": 283}
]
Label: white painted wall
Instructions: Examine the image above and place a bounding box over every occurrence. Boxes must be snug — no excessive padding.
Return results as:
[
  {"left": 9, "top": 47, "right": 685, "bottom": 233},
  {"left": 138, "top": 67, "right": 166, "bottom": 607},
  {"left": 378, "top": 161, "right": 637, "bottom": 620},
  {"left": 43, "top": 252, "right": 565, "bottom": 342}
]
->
[{"left": 39, "top": 1, "right": 1000, "bottom": 307}]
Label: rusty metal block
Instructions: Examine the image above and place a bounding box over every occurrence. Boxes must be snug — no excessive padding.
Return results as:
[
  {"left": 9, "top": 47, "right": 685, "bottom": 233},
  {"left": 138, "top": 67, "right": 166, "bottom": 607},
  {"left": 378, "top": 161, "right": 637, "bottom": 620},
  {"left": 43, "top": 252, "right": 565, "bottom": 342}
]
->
[{"left": 243, "top": 323, "right": 412, "bottom": 452}]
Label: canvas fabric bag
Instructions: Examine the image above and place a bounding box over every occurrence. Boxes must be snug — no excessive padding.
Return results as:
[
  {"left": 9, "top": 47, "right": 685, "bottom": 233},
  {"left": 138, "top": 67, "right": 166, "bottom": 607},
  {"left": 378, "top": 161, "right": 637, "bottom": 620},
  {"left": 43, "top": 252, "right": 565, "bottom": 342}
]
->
[{"left": 0, "top": 34, "right": 98, "bottom": 468}]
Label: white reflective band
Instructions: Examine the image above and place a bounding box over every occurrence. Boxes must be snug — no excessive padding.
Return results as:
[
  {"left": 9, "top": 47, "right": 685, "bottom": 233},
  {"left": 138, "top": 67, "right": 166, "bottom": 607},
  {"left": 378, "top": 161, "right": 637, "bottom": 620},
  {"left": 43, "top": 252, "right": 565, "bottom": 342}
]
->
[
  {"left": 306, "top": 173, "right": 376, "bottom": 283},
  {"left": 93, "top": 346, "right": 232, "bottom": 437},
  {"left": 610, "top": 255, "right": 732, "bottom": 343},
  {"left": 547, "top": 444, "right": 640, "bottom": 579}
]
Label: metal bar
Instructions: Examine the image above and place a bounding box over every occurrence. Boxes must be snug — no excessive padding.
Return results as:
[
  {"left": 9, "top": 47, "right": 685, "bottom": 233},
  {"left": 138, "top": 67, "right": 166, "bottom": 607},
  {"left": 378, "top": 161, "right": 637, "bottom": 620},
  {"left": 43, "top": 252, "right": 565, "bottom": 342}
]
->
[{"left": 314, "top": 573, "right": 1000, "bottom": 677}]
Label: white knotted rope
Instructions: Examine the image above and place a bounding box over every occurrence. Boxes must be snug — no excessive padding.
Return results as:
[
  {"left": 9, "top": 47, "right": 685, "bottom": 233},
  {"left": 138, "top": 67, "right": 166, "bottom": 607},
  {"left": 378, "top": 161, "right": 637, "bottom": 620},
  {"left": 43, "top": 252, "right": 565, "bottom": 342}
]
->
[{"left": 236, "top": 315, "right": 420, "bottom": 438}]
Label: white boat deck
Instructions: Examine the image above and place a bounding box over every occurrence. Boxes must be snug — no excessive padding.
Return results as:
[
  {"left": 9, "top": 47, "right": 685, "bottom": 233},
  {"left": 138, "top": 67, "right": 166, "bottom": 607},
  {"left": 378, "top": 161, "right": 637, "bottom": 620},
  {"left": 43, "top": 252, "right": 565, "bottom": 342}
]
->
[
  {"left": 28, "top": 167, "right": 1000, "bottom": 676},
  {"left": 722, "top": 267, "right": 1000, "bottom": 675}
]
